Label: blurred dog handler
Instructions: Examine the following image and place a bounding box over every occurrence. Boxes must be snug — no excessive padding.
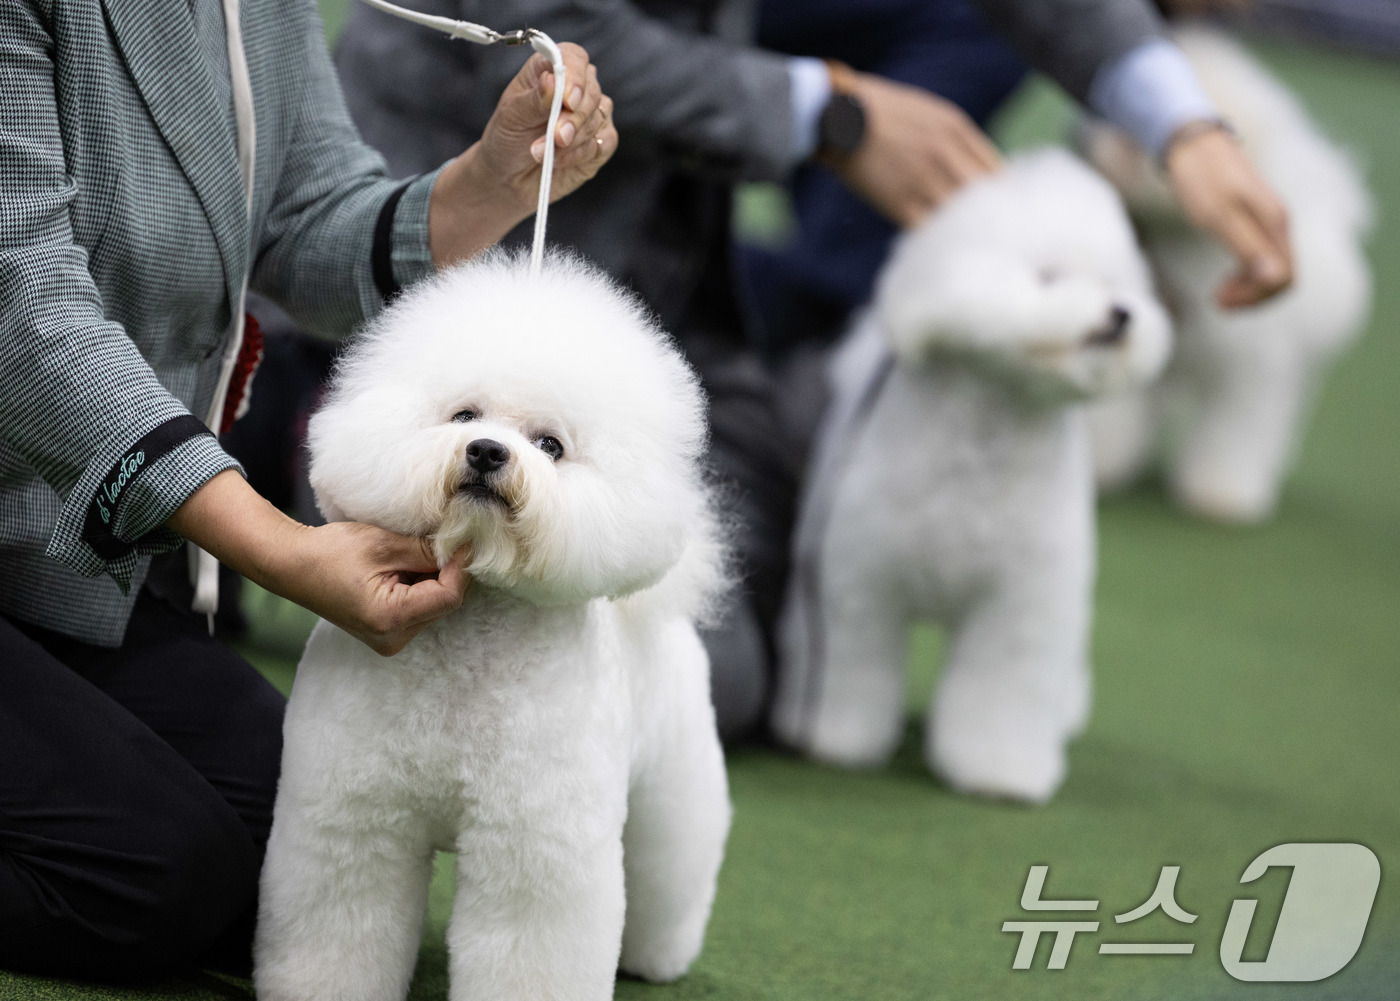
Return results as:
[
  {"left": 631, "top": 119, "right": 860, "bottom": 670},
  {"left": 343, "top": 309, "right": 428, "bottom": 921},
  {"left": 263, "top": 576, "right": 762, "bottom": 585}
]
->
[
  {"left": 0, "top": 0, "right": 613, "bottom": 982},
  {"left": 335, "top": 0, "right": 1293, "bottom": 741},
  {"left": 748, "top": 0, "right": 1295, "bottom": 353}
]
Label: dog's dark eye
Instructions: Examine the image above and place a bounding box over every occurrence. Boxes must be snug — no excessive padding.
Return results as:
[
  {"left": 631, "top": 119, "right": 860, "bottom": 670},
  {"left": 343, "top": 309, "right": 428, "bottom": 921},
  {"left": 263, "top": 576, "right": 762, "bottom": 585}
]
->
[
  {"left": 452, "top": 408, "right": 478, "bottom": 423},
  {"left": 535, "top": 435, "right": 564, "bottom": 461}
]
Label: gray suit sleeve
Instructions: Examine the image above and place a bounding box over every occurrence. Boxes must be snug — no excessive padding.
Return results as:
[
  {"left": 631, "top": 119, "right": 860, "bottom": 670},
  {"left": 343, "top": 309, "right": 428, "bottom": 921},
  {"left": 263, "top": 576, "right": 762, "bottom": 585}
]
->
[
  {"left": 251, "top": 2, "right": 435, "bottom": 334},
  {"left": 340, "top": 0, "right": 799, "bottom": 182},
  {"left": 972, "top": 0, "right": 1166, "bottom": 102},
  {"left": 517, "top": 0, "right": 798, "bottom": 179}
]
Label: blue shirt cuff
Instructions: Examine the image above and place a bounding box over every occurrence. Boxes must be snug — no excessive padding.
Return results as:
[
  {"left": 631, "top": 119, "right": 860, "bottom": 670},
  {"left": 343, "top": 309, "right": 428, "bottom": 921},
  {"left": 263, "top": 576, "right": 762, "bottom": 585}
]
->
[
  {"left": 789, "top": 57, "right": 833, "bottom": 161},
  {"left": 1088, "top": 38, "right": 1220, "bottom": 156}
]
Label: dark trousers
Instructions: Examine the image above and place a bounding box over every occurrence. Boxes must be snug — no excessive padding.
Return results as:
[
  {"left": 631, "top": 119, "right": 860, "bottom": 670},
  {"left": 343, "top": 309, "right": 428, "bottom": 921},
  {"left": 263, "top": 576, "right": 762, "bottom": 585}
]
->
[{"left": 0, "top": 588, "right": 286, "bottom": 982}]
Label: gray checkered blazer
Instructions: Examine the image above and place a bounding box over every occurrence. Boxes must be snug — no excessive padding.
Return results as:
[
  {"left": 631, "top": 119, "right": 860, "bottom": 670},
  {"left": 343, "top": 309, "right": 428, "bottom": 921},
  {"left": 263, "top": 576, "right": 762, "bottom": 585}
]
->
[{"left": 0, "top": 0, "right": 441, "bottom": 645}]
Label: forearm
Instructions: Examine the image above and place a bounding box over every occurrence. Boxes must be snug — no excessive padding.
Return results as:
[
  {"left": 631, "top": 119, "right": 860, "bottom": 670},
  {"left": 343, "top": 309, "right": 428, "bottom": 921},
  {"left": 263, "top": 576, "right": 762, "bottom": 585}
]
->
[
  {"left": 166, "top": 469, "right": 309, "bottom": 597},
  {"left": 427, "top": 144, "right": 534, "bottom": 269},
  {"left": 167, "top": 470, "right": 471, "bottom": 656}
]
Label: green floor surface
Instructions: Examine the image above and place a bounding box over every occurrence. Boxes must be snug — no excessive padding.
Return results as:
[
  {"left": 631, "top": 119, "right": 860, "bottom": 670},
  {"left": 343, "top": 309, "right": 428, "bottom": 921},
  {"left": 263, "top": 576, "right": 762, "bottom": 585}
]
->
[{"left": 5, "top": 34, "right": 1398, "bottom": 1001}]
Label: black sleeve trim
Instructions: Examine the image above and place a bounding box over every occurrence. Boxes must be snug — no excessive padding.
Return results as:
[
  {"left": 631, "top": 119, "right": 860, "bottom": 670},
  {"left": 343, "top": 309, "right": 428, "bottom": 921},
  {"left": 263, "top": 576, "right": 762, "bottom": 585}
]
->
[
  {"left": 372, "top": 179, "right": 416, "bottom": 303},
  {"left": 82, "top": 415, "right": 214, "bottom": 560}
]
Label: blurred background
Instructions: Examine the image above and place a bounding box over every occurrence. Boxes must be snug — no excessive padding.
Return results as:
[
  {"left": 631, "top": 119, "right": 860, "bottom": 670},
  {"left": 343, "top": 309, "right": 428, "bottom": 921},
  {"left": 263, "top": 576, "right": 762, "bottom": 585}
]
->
[{"left": 12, "top": 3, "right": 1393, "bottom": 999}]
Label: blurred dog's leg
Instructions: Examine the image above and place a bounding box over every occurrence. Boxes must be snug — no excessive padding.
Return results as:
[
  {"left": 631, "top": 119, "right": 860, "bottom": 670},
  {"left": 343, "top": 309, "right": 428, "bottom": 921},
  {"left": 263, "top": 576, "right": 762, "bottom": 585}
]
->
[{"left": 1172, "top": 343, "right": 1310, "bottom": 524}]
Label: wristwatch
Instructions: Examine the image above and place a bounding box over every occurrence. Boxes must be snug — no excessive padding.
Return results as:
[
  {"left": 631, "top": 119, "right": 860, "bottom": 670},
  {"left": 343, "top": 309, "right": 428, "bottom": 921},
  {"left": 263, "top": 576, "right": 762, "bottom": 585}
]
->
[{"left": 817, "top": 60, "right": 867, "bottom": 161}]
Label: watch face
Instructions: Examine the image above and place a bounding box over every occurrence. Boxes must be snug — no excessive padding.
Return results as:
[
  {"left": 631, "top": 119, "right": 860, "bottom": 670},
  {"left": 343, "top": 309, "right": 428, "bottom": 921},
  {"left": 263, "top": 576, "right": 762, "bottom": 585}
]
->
[{"left": 821, "top": 93, "right": 867, "bottom": 156}]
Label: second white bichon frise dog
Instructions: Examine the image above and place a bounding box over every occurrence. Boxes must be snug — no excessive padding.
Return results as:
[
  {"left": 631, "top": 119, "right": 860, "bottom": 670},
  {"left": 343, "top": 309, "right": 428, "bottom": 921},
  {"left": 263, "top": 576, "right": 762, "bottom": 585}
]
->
[
  {"left": 771, "top": 151, "right": 1171, "bottom": 803},
  {"left": 254, "top": 252, "right": 730, "bottom": 1001},
  {"left": 1082, "top": 25, "right": 1374, "bottom": 523}
]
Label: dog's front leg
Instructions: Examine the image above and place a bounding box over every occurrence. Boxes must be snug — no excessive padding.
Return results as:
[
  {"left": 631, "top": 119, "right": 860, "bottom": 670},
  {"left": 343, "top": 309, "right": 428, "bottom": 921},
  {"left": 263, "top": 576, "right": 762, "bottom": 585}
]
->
[
  {"left": 255, "top": 806, "right": 435, "bottom": 1001},
  {"left": 928, "top": 568, "right": 1091, "bottom": 804},
  {"left": 446, "top": 785, "right": 627, "bottom": 1000}
]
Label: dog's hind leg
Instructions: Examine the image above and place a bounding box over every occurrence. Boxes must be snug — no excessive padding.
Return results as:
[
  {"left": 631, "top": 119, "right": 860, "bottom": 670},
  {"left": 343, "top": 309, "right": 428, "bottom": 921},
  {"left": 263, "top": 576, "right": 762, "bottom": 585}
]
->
[
  {"left": 620, "top": 621, "right": 731, "bottom": 983},
  {"left": 772, "top": 554, "right": 910, "bottom": 768},
  {"left": 254, "top": 808, "right": 434, "bottom": 1001}
]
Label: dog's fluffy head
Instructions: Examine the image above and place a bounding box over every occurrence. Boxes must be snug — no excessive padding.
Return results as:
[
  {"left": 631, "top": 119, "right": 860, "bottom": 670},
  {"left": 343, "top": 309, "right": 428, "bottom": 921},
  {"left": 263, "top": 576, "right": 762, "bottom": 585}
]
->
[
  {"left": 876, "top": 149, "right": 1171, "bottom": 401},
  {"left": 308, "top": 250, "right": 719, "bottom": 608}
]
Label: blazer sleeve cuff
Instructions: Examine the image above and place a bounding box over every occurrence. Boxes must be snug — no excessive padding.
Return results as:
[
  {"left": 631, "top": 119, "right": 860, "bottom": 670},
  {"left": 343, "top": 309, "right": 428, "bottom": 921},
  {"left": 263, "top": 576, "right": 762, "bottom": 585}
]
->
[
  {"left": 390, "top": 167, "right": 444, "bottom": 294},
  {"left": 46, "top": 411, "right": 242, "bottom": 592}
]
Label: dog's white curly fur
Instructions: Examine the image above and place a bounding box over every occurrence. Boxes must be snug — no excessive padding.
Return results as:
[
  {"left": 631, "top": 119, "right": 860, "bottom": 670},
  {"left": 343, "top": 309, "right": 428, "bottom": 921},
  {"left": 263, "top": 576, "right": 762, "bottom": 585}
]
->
[
  {"left": 254, "top": 251, "right": 731, "bottom": 1001},
  {"left": 1082, "top": 25, "right": 1374, "bottom": 523},
  {"left": 771, "top": 151, "right": 1171, "bottom": 803}
]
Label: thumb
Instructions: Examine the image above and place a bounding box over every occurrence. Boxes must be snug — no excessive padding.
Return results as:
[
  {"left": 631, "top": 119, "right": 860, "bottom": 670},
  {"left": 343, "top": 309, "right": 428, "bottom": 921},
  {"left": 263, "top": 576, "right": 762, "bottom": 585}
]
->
[
  {"left": 397, "top": 544, "right": 471, "bottom": 624},
  {"left": 435, "top": 545, "right": 472, "bottom": 603},
  {"left": 381, "top": 531, "right": 442, "bottom": 575}
]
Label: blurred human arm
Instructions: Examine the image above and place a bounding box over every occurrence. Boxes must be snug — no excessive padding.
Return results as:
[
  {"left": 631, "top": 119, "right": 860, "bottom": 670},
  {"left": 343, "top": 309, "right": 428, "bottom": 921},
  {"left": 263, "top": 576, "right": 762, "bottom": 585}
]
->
[
  {"left": 1164, "top": 122, "right": 1292, "bottom": 307},
  {"left": 976, "top": 0, "right": 1292, "bottom": 305}
]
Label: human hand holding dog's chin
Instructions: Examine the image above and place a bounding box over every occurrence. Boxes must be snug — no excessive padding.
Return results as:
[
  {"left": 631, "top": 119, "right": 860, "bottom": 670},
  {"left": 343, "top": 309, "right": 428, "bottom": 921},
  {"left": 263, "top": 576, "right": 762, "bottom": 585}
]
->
[
  {"left": 428, "top": 43, "right": 618, "bottom": 269},
  {"left": 1165, "top": 123, "right": 1294, "bottom": 308},
  {"left": 827, "top": 71, "right": 1001, "bottom": 228},
  {"left": 168, "top": 470, "right": 471, "bottom": 656}
]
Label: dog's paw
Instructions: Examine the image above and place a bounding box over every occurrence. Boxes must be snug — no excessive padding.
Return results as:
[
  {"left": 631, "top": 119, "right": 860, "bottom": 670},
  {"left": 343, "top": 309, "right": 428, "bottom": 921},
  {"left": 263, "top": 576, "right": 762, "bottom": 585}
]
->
[
  {"left": 1171, "top": 457, "right": 1277, "bottom": 525},
  {"left": 619, "top": 937, "right": 699, "bottom": 984},
  {"left": 927, "top": 697, "right": 1068, "bottom": 804},
  {"left": 783, "top": 708, "right": 903, "bottom": 770}
]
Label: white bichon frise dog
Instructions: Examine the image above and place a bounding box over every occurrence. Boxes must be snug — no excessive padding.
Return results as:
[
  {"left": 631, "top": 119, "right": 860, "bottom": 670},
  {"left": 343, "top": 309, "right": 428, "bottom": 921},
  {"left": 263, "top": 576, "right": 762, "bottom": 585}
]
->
[
  {"left": 254, "top": 252, "right": 731, "bottom": 1001},
  {"left": 771, "top": 151, "right": 1171, "bottom": 803},
  {"left": 1083, "top": 25, "right": 1373, "bottom": 523}
]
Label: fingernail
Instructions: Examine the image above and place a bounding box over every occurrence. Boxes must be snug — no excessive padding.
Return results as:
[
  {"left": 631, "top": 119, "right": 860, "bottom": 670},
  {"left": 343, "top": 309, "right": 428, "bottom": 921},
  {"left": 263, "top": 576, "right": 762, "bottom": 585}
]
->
[
  {"left": 559, "top": 121, "right": 576, "bottom": 146},
  {"left": 530, "top": 137, "right": 545, "bottom": 163},
  {"left": 570, "top": 86, "right": 583, "bottom": 108}
]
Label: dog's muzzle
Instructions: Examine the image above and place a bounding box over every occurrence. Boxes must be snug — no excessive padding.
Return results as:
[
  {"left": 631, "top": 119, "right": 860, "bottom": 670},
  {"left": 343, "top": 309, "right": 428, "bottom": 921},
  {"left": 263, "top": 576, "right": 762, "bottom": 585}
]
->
[
  {"left": 1084, "top": 305, "right": 1131, "bottom": 347},
  {"left": 459, "top": 438, "right": 511, "bottom": 504}
]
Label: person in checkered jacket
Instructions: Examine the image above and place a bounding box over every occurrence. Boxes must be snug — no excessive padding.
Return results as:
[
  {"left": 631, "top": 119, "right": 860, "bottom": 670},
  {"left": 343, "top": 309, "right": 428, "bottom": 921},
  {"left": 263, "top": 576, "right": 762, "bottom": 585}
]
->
[{"left": 0, "top": 0, "right": 615, "bottom": 981}]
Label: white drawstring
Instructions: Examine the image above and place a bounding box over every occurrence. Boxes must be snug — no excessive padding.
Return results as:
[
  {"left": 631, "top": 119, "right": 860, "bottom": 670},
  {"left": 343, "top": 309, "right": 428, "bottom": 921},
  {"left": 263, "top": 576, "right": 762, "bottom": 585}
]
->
[
  {"left": 358, "top": 0, "right": 567, "bottom": 272},
  {"left": 191, "top": 0, "right": 259, "bottom": 633}
]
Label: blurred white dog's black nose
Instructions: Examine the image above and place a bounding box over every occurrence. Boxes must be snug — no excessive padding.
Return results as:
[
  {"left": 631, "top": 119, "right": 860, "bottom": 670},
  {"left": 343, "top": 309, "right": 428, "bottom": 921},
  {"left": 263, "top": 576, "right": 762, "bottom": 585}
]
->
[
  {"left": 1086, "top": 305, "right": 1131, "bottom": 347},
  {"left": 467, "top": 438, "right": 510, "bottom": 475}
]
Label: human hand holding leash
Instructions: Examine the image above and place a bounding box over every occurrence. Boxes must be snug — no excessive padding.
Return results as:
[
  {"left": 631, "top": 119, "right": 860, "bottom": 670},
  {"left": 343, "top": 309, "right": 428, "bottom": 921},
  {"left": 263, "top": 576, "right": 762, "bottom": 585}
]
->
[
  {"left": 430, "top": 42, "right": 618, "bottom": 268},
  {"left": 169, "top": 470, "right": 471, "bottom": 656},
  {"left": 1165, "top": 122, "right": 1293, "bottom": 308}
]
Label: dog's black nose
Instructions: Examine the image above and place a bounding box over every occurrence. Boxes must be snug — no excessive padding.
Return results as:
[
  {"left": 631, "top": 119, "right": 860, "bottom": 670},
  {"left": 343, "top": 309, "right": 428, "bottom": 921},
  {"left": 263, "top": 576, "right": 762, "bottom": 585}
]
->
[
  {"left": 466, "top": 438, "right": 510, "bottom": 475},
  {"left": 1086, "top": 305, "right": 1131, "bottom": 347}
]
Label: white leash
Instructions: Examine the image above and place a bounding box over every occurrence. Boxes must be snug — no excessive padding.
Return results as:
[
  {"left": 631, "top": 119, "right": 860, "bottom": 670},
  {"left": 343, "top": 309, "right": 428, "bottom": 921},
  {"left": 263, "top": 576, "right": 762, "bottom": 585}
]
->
[{"left": 358, "top": 0, "right": 567, "bottom": 272}]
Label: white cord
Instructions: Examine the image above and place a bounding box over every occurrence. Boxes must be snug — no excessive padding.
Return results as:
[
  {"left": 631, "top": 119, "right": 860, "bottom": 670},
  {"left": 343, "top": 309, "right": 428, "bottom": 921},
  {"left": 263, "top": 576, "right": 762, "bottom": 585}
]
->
[{"left": 358, "top": 0, "right": 566, "bottom": 272}]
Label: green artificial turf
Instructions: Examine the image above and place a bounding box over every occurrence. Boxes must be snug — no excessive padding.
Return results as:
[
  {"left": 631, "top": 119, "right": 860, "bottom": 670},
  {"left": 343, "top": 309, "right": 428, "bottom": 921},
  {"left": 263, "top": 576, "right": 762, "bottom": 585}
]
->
[{"left": 5, "top": 32, "right": 1398, "bottom": 1001}]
